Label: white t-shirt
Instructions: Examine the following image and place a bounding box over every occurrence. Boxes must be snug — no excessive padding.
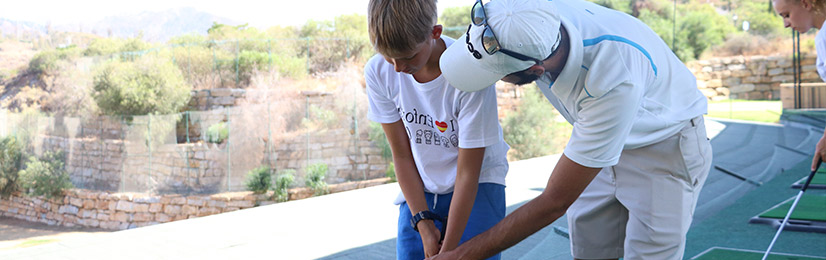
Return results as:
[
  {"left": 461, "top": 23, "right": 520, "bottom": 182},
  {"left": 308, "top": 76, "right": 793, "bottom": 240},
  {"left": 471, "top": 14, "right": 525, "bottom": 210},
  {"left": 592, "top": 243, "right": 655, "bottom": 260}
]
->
[
  {"left": 365, "top": 36, "right": 509, "bottom": 196},
  {"left": 537, "top": 0, "right": 708, "bottom": 168},
  {"left": 816, "top": 20, "right": 826, "bottom": 81}
]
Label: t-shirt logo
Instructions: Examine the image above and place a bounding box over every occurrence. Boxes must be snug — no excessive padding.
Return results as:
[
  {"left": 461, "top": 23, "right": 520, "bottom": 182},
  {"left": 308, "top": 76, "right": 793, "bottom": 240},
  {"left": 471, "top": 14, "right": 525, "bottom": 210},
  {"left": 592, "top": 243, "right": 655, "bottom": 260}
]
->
[{"left": 435, "top": 121, "right": 448, "bottom": 133}]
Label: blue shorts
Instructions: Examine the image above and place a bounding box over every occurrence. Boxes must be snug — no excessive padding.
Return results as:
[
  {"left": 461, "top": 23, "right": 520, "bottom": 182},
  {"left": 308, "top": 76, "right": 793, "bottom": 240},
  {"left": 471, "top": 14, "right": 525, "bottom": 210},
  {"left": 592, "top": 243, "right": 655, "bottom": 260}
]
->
[{"left": 397, "top": 183, "right": 505, "bottom": 260}]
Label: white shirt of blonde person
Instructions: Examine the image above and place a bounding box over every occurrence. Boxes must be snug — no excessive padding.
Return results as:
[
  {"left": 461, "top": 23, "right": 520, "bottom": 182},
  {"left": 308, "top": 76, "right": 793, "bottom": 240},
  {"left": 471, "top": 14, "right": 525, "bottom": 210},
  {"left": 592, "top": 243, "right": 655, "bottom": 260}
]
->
[
  {"left": 816, "top": 20, "right": 826, "bottom": 81},
  {"left": 364, "top": 36, "right": 510, "bottom": 204}
]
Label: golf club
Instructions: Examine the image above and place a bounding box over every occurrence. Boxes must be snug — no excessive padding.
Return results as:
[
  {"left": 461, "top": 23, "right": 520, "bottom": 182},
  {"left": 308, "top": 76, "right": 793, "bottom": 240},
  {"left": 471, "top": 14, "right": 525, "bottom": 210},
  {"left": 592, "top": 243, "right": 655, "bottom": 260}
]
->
[{"left": 761, "top": 158, "right": 822, "bottom": 260}]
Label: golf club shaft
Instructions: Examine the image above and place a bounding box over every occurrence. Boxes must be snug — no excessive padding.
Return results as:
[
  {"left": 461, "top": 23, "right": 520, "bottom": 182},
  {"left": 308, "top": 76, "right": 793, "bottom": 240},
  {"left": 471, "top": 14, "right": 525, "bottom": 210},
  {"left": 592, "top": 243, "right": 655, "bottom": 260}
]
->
[
  {"left": 761, "top": 158, "right": 821, "bottom": 260},
  {"left": 761, "top": 190, "right": 804, "bottom": 260}
]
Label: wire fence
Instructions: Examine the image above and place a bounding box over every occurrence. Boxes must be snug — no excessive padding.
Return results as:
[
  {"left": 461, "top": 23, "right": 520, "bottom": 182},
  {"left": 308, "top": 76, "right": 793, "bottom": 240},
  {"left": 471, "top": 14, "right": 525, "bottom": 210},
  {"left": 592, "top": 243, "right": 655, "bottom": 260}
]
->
[{"left": 1, "top": 37, "right": 390, "bottom": 195}]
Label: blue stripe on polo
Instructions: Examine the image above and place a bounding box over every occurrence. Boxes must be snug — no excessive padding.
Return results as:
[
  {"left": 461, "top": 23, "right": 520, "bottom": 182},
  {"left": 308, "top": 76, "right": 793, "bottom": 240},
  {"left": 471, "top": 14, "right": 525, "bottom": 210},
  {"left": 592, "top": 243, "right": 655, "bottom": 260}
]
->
[{"left": 582, "top": 35, "right": 658, "bottom": 76}]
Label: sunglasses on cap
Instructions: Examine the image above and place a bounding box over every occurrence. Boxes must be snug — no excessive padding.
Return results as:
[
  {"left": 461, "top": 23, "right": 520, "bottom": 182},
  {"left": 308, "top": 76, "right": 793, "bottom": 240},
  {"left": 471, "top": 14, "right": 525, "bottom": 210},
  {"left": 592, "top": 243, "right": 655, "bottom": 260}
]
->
[{"left": 466, "top": 0, "right": 560, "bottom": 65}]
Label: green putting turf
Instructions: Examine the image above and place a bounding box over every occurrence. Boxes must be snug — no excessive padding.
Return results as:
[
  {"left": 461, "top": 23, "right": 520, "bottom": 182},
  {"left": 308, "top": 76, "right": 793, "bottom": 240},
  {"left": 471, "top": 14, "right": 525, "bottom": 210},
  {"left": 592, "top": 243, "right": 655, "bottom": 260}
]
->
[
  {"left": 759, "top": 194, "right": 826, "bottom": 222},
  {"left": 692, "top": 247, "right": 826, "bottom": 260},
  {"left": 797, "top": 173, "right": 826, "bottom": 185}
]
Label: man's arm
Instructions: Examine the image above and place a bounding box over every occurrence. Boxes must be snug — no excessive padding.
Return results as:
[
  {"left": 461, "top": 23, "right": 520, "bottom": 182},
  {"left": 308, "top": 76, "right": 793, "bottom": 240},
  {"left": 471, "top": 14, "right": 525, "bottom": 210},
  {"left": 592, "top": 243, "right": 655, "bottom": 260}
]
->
[
  {"left": 439, "top": 147, "right": 485, "bottom": 252},
  {"left": 382, "top": 121, "right": 442, "bottom": 256},
  {"left": 430, "top": 154, "right": 600, "bottom": 259}
]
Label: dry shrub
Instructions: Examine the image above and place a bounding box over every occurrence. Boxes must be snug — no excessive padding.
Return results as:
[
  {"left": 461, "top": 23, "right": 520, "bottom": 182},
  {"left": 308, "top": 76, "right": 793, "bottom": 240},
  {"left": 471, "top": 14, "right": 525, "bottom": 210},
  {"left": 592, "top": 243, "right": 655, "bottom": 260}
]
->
[{"left": 705, "top": 33, "right": 817, "bottom": 58}]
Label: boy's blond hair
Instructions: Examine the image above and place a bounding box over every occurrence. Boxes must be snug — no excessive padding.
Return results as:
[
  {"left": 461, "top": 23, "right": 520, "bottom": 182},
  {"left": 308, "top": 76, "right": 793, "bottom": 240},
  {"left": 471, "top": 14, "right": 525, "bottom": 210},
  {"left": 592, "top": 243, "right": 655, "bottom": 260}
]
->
[{"left": 368, "top": 0, "right": 438, "bottom": 58}]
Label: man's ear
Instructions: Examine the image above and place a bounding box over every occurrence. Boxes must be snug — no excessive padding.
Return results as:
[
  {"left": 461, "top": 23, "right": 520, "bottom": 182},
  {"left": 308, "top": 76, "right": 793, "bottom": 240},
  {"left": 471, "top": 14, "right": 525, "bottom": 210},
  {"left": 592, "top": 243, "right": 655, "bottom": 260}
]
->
[
  {"left": 525, "top": 64, "right": 545, "bottom": 76},
  {"left": 431, "top": 25, "right": 443, "bottom": 39}
]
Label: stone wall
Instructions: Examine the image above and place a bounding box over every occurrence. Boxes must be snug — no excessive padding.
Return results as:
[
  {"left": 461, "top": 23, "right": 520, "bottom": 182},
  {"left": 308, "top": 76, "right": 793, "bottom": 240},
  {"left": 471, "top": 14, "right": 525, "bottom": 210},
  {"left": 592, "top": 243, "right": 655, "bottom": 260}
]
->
[
  {"left": 39, "top": 128, "right": 386, "bottom": 194},
  {"left": 0, "top": 178, "right": 389, "bottom": 230},
  {"left": 0, "top": 190, "right": 260, "bottom": 230},
  {"left": 686, "top": 54, "right": 820, "bottom": 100}
]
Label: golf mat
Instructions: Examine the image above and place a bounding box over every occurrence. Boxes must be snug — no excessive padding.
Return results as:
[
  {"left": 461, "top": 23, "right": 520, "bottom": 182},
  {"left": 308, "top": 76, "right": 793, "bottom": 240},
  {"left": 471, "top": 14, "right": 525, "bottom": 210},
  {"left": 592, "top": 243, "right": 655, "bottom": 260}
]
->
[
  {"left": 791, "top": 168, "right": 826, "bottom": 189},
  {"left": 749, "top": 194, "right": 826, "bottom": 233},
  {"left": 690, "top": 247, "right": 826, "bottom": 260}
]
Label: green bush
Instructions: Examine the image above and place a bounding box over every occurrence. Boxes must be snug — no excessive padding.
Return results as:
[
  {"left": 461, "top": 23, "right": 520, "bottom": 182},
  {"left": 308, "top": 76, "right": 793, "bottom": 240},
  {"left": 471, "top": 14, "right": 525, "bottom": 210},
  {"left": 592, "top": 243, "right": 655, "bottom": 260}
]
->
[
  {"left": 206, "top": 122, "right": 229, "bottom": 144},
  {"left": 237, "top": 50, "right": 272, "bottom": 85},
  {"left": 274, "top": 169, "right": 295, "bottom": 202},
  {"left": 83, "top": 38, "right": 124, "bottom": 57},
  {"left": 368, "top": 122, "right": 392, "bottom": 160},
  {"left": 502, "top": 86, "right": 572, "bottom": 161},
  {"left": 28, "top": 46, "right": 82, "bottom": 74},
  {"left": 244, "top": 166, "right": 272, "bottom": 194},
  {"left": 0, "top": 136, "right": 25, "bottom": 198},
  {"left": 92, "top": 55, "right": 191, "bottom": 116},
  {"left": 18, "top": 151, "right": 73, "bottom": 199},
  {"left": 305, "top": 162, "right": 328, "bottom": 196},
  {"left": 385, "top": 162, "right": 396, "bottom": 183}
]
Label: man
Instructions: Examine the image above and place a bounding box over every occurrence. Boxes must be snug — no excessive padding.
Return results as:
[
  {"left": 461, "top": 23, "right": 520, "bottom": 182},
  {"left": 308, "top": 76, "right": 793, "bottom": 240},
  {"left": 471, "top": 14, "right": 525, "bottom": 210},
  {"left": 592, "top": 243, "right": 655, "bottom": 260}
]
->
[{"left": 433, "top": 0, "right": 712, "bottom": 259}]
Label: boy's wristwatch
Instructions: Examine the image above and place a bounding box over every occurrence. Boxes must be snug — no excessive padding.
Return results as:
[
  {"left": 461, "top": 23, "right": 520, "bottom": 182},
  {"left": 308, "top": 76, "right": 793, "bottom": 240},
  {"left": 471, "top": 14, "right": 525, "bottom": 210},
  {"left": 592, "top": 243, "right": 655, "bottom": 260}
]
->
[{"left": 410, "top": 210, "right": 442, "bottom": 232}]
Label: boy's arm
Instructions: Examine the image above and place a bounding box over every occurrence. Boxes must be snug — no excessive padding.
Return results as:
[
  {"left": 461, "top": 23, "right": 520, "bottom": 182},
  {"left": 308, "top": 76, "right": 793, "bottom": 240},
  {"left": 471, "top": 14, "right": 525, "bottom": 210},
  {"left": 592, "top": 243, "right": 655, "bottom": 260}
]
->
[
  {"left": 382, "top": 120, "right": 442, "bottom": 256},
  {"left": 439, "top": 147, "right": 485, "bottom": 252},
  {"left": 430, "top": 154, "right": 600, "bottom": 259}
]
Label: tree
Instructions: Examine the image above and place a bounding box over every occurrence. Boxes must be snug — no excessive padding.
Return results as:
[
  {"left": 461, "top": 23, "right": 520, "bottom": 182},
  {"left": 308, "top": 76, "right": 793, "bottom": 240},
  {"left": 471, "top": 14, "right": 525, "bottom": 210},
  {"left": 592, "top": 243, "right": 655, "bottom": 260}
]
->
[
  {"left": 439, "top": 5, "right": 473, "bottom": 40},
  {"left": 502, "top": 85, "right": 572, "bottom": 161},
  {"left": 92, "top": 55, "right": 191, "bottom": 116}
]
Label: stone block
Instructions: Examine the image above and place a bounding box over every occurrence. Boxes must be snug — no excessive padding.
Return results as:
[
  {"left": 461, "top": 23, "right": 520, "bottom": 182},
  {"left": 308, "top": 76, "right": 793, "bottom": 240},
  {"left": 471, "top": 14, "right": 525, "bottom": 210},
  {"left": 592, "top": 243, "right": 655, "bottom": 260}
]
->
[
  {"left": 730, "top": 84, "right": 755, "bottom": 93},
  {"left": 83, "top": 199, "right": 96, "bottom": 209},
  {"left": 156, "top": 213, "right": 172, "bottom": 223},
  {"left": 170, "top": 197, "right": 187, "bottom": 205},
  {"left": 149, "top": 203, "right": 163, "bottom": 213},
  {"left": 133, "top": 213, "right": 153, "bottom": 222},
  {"left": 767, "top": 68, "right": 785, "bottom": 76},
  {"left": 116, "top": 201, "right": 135, "bottom": 212},
  {"left": 770, "top": 75, "right": 794, "bottom": 83},
  {"left": 113, "top": 212, "right": 132, "bottom": 222},
  {"left": 207, "top": 200, "right": 227, "bottom": 208},
  {"left": 182, "top": 205, "right": 199, "bottom": 216},
  {"left": 134, "top": 204, "right": 150, "bottom": 213},
  {"left": 186, "top": 197, "right": 207, "bottom": 207},
  {"left": 59, "top": 205, "right": 79, "bottom": 215},
  {"left": 210, "top": 88, "right": 233, "bottom": 97},
  {"left": 69, "top": 198, "right": 83, "bottom": 207},
  {"left": 164, "top": 205, "right": 182, "bottom": 215}
]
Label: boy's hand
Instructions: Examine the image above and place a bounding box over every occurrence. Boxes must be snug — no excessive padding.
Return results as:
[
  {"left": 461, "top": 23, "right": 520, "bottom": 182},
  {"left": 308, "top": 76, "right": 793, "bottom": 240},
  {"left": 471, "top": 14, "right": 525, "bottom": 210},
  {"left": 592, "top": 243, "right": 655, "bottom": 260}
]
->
[{"left": 418, "top": 220, "right": 442, "bottom": 257}]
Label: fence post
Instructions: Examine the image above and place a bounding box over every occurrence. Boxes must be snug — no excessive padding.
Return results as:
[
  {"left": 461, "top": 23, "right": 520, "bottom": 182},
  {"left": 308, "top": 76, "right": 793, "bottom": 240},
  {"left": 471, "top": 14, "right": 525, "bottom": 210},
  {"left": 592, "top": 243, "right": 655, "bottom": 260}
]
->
[
  {"left": 306, "top": 37, "right": 311, "bottom": 74},
  {"left": 148, "top": 115, "right": 153, "bottom": 191},
  {"left": 226, "top": 107, "right": 232, "bottom": 192},
  {"left": 121, "top": 116, "right": 126, "bottom": 193},
  {"left": 235, "top": 40, "right": 240, "bottom": 87}
]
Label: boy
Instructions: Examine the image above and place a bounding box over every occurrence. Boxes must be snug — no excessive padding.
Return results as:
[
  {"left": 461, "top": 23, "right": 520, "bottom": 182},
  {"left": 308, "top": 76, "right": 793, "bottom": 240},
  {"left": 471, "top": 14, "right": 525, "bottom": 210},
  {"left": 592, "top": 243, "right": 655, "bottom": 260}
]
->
[{"left": 365, "top": 0, "right": 510, "bottom": 259}]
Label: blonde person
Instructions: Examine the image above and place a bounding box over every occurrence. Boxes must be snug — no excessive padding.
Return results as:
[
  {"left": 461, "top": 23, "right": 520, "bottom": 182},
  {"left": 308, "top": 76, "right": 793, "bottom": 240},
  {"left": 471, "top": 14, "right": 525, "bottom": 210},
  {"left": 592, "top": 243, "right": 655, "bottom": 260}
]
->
[
  {"left": 433, "top": 0, "right": 712, "bottom": 259},
  {"left": 365, "top": 0, "right": 510, "bottom": 259},
  {"left": 773, "top": 0, "right": 826, "bottom": 169}
]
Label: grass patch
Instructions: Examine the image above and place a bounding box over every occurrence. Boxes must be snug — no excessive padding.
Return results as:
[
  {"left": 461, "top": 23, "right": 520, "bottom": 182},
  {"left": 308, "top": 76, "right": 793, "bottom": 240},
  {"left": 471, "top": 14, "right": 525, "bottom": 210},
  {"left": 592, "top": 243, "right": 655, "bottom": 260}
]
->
[
  {"left": 707, "top": 99, "right": 781, "bottom": 123},
  {"left": 16, "top": 239, "right": 57, "bottom": 248}
]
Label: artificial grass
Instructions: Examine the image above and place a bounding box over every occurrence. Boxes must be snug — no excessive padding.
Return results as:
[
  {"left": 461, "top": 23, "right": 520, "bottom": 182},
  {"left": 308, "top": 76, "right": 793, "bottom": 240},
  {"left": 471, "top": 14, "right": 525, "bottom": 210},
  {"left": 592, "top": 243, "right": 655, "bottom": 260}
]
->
[
  {"left": 758, "top": 194, "right": 826, "bottom": 222},
  {"left": 692, "top": 247, "right": 826, "bottom": 260}
]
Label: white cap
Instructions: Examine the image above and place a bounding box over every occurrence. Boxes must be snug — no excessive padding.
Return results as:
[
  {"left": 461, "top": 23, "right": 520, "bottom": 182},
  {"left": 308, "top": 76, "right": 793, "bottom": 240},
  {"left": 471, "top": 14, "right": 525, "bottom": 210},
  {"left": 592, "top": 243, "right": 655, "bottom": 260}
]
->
[{"left": 440, "top": 0, "right": 561, "bottom": 92}]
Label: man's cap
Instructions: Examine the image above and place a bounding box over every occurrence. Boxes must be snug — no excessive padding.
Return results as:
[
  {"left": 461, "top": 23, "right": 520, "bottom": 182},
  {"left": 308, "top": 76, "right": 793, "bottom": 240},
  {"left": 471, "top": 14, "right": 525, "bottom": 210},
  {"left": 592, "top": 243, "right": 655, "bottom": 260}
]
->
[{"left": 440, "top": 0, "right": 561, "bottom": 92}]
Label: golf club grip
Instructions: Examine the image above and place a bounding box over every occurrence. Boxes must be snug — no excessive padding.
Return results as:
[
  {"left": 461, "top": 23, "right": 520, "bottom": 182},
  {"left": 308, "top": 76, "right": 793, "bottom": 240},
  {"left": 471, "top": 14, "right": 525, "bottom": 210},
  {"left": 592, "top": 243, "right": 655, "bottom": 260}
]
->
[{"left": 802, "top": 158, "right": 823, "bottom": 192}]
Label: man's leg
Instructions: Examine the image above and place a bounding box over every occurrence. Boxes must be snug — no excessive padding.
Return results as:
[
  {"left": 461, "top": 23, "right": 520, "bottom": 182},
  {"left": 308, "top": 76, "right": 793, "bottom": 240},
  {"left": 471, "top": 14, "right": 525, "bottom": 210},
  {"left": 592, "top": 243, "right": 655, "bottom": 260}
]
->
[
  {"left": 615, "top": 117, "right": 712, "bottom": 260},
  {"left": 568, "top": 166, "right": 628, "bottom": 260}
]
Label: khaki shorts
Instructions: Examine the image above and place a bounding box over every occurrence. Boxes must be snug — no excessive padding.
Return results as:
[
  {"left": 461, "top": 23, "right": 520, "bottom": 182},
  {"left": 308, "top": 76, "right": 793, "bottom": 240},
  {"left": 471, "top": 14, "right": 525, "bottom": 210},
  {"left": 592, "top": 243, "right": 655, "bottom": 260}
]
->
[{"left": 567, "top": 116, "right": 712, "bottom": 260}]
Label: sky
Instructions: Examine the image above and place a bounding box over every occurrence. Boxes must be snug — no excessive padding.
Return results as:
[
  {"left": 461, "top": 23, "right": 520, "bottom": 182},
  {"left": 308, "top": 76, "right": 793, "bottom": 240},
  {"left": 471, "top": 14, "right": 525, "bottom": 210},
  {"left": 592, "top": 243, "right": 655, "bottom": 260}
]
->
[{"left": 1, "top": 0, "right": 472, "bottom": 28}]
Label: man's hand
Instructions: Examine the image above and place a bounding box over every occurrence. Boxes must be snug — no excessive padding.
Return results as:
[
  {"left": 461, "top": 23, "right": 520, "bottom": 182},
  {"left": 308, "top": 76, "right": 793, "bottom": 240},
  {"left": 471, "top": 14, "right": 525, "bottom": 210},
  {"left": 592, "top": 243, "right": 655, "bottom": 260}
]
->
[
  {"left": 418, "top": 220, "right": 442, "bottom": 257},
  {"left": 813, "top": 131, "right": 826, "bottom": 171}
]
